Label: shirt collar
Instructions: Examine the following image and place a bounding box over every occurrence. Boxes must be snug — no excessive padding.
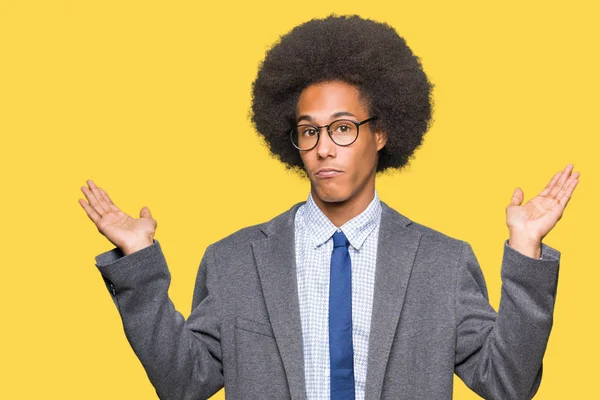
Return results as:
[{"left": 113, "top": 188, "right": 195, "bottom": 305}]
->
[{"left": 304, "top": 190, "right": 382, "bottom": 250}]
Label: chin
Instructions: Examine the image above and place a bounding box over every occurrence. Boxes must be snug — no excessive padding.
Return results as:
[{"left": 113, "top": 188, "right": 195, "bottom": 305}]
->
[{"left": 313, "top": 183, "right": 351, "bottom": 204}]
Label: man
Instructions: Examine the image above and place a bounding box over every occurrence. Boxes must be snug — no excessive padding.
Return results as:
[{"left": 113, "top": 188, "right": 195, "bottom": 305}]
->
[{"left": 79, "top": 15, "right": 579, "bottom": 400}]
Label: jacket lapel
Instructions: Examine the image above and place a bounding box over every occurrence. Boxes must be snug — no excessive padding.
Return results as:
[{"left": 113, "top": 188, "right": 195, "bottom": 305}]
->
[
  {"left": 364, "top": 202, "right": 422, "bottom": 399},
  {"left": 252, "top": 203, "right": 306, "bottom": 400},
  {"left": 251, "top": 201, "right": 422, "bottom": 400}
]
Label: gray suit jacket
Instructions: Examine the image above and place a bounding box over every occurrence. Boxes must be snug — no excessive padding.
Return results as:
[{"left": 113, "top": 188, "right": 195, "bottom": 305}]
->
[{"left": 95, "top": 201, "right": 561, "bottom": 400}]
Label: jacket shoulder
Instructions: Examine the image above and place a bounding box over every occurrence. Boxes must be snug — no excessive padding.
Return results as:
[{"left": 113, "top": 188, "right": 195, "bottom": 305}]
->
[
  {"left": 382, "top": 201, "right": 465, "bottom": 250},
  {"left": 410, "top": 220, "right": 464, "bottom": 246},
  {"left": 209, "top": 201, "right": 304, "bottom": 251}
]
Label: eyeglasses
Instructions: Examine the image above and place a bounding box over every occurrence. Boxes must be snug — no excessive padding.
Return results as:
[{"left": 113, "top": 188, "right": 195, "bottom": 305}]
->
[{"left": 290, "top": 116, "right": 378, "bottom": 151}]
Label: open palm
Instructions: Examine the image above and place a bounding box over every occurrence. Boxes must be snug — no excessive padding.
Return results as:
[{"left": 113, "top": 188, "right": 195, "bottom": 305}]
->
[
  {"left": 506, "top": 164, "right": 579, "bottom": 242},
  {"left": 79, "top": 180, "right": 156, "bottom": 255}
]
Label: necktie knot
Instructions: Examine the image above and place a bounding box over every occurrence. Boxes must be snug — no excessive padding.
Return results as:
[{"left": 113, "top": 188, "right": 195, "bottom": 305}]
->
[{"left": 333, "top": 231, "right": 350, "bottom": 249}]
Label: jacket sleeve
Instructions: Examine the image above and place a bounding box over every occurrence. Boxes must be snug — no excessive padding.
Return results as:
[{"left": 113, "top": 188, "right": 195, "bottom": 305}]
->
[
  {"left": 95, "top": 239, "right": 224, "bottom": 400},
  {"left": 454, "top": 240, "right": 560, "bottom": 400}
]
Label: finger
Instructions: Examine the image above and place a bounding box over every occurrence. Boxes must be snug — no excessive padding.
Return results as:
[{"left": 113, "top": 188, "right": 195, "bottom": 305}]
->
[
  {"left": 87, "top": 179, "right": 100, "bottom": 191},
  {"left": 556, "top": 171, "right": 580, "bottom": 198},
  {"left": 539, "top": 171, "right": 561, "bottom": 197},
  {"left": 81, "top": 185, "right": 106, "bottom": 216},
  {"left": 140, "top": 206, "right": 152, "bottom": 219},
  {"left": 549, "top": 164, "right": 575, "bottom": 198},
  {"left": 98, "top": 187, "right": 121, "bottom": 213},
  {"left": 87, "top": 179, "right": 110, "bottom": 213},
  {"left": 557, "top": 176, "right": 580, "bottom": 208},
  {"left": 99, "top": 187, "right": 115, "bottom": 206},
  {"left": 558, "top": 181, "right": 578, "bottom": 209},
  {"left": 78, "top": 198, "right": 101, "bottom": 224},
  {"left": 509, "top": 187, "right": 524, "bottom": 206}
]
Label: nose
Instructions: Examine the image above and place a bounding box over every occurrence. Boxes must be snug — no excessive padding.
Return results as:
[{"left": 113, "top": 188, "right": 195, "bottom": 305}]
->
[{"left": 315, "top": 127, "right": 336, "bottom": 159}]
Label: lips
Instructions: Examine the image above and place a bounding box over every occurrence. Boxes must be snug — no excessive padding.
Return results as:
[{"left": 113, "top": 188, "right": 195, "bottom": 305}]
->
[{"left": 315, "top": 168, "right": 343, "bottom": 178}]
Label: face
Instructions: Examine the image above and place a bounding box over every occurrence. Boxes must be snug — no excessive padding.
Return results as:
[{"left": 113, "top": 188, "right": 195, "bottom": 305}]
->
[{"left": 296, "top": 80, "right": 387, "bottom": 207}]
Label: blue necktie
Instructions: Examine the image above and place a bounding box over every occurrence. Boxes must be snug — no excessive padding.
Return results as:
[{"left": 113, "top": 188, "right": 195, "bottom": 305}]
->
[{"left": 329, "top": 231, "right": 355, "bottom": 400}]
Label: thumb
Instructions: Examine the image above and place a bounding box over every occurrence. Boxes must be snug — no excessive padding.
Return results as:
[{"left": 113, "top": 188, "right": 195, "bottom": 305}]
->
[
  {"left": 140, "top": 206, "right": 152, "bottom": 219},
  {"left": 509, "top": 187, "right": 524, "bottom": 207}
]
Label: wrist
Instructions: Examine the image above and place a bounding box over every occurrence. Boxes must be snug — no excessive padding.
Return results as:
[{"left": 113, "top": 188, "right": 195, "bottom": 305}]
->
[
  {"left": 122, "top": 239, "right": 154, "bottom": 256},
  {"left": 508, "top": 234, "right": 542, "bottom": 258}
]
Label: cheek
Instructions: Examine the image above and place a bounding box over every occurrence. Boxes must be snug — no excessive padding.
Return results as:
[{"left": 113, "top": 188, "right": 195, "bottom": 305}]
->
[
  {"left": 299, "top": 152, "right": 311, "bottom": 170},
  {"left": 347, "top": 146, "right": 376, "bottom": 176}
]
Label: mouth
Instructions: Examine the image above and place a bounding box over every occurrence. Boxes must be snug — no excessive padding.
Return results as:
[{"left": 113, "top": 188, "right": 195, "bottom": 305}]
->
[{"left": 314, "top": 168, "right": 343, "bottom": 178}]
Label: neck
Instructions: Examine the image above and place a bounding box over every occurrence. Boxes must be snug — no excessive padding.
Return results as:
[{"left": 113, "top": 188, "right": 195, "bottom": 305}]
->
[{"left": 311, "top": 182, "right": 376, "bottom": 228}]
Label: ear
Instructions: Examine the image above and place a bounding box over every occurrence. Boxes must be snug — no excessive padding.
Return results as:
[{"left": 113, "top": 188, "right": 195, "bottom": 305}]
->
[{"left": 375, "top": 130, "right": 388, "bottom": 151}]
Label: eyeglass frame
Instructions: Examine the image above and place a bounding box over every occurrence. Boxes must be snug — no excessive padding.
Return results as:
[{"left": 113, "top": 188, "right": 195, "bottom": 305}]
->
[{"left": 289, "top": 116, "right": 379, "bottom": 151}]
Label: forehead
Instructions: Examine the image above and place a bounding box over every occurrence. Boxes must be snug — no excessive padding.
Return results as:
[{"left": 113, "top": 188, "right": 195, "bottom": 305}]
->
[{"left": 296, "top": 81, "right": 368, "bottom": 120}]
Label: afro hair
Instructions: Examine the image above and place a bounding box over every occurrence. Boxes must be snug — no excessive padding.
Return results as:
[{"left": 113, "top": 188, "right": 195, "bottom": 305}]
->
[{"left": 251, "top": 14, "right": 433, "bottom": 174}]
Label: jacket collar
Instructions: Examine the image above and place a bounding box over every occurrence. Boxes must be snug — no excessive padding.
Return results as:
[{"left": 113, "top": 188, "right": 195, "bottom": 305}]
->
[{"left": 302, "top": 191, "right": 383, "bottom": 251}]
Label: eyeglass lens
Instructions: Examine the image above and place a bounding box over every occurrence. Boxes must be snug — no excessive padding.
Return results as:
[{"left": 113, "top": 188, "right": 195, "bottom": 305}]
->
[{"left": 292, "top": 119, "right": 358, "bottom": 150}]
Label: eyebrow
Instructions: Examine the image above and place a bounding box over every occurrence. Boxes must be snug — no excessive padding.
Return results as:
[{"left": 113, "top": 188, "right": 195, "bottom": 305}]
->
[{"left": 297, "top": 111, "right": 358, "bottom": 123}]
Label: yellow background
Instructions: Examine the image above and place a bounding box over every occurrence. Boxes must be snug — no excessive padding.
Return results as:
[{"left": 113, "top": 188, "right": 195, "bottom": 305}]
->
[{"left": 1, "top": 1, "right": 598, "bottom": 398}]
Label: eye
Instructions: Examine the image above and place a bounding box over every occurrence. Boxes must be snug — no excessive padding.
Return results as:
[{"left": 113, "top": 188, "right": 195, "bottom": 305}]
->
[
  {"left": 334, "top": 123, "right": 353, "bottom": 134},
  {"left": 299, "top": 126, "right": 318, "bottom": 137}
]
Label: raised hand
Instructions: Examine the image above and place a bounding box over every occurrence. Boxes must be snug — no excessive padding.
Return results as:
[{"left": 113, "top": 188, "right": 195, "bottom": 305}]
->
[
  {"left": 506, "top": 164, "right": 580, "bottom": 258},
  {"left": 79, "top": 180, "right": 157, "bottom": 255}
]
